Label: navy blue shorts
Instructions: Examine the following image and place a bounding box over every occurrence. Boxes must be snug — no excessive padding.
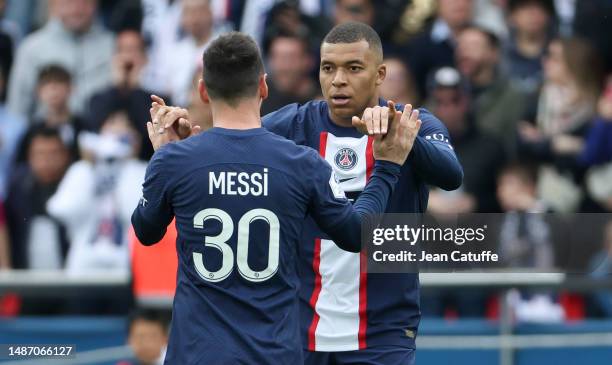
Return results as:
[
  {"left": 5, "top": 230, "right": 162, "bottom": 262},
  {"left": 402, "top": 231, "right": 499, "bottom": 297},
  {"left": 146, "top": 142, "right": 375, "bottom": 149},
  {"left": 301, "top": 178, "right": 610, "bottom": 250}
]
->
[{"left": 303, "top": 347, "right": 415, "bottom": 365}]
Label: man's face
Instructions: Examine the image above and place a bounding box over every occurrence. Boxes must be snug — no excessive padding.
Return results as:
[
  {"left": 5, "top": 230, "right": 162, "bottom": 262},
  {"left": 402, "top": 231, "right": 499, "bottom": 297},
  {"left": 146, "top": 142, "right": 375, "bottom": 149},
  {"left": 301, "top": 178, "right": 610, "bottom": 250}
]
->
[
  {"left": 510, "top": 3, "right": 550, "bottom": 36},
  {"left": 431, "top": 88, "right": 468, "bottom": 133},
  {"left": 181, "top": 0, "right": 212, "bottom": 40},
  {"left": 320, "top": 40, "right": 384, "bottom": 124},
  {"left": 28, "top": 136, "right": 69, "bottom": 185},
  {"left": 456, "top": 29, "right": 496, "bottom": 80},
  {"left": 438, "top": 0, "right": 473, "bottom": 29},
  {"left": 38, "top": 81, "right": 71, "bottom": 112},
  {"left": 269, "top": 37, "right": 310, "bottom": 91},
  {"left": 128, "top": 319, "right": 168, "bottom": 364},
  {"left": 115, "top": 31, "right": 147, "bottom": 70},
  {"left": 334, "top": 0, "right": 374, "bottom": 26},
  {"left": 56, "top": 0, "right": 96, "bottom": 33}
]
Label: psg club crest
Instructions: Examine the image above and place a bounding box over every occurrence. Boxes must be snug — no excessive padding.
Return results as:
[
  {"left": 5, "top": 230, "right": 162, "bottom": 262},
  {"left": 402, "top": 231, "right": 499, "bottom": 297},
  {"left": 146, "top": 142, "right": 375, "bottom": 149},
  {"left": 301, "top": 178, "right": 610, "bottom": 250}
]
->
[{"left": 334, "top": 148, "right": 358, "bottom": 171}]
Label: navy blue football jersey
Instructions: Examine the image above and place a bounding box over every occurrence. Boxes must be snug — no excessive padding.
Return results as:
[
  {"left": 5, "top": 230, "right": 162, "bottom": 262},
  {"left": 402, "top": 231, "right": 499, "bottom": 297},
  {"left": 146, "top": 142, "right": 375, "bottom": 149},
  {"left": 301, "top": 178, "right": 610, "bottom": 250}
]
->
[
  {"left": 262, "top": 100, "right": 463, "bottom": 351},
  {"left": 131, "top": 127, "right": 402, "bottom": 364}
]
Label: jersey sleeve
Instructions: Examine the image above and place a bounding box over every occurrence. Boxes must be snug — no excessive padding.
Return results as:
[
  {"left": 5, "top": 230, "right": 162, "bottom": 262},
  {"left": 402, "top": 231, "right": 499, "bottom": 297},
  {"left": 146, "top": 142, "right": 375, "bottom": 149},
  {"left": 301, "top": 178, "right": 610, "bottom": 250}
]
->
[
  {"left": 131, "top": 147, "right": 175, "bottom": 245},
  {"left": 305, "top": 150, "right": 402, "bottom": 252},
  {"left": 262, "top": 103, "right": 300, "bottom": 139},
  {"left": 409, "top": 108, "right": 464, "bottom": 190}
]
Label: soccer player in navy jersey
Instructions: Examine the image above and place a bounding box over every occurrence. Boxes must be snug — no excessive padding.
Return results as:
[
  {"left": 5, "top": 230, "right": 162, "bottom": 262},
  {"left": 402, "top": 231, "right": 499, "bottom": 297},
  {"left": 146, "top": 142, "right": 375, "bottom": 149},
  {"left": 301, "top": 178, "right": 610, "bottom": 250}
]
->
[
  {"left": 260, "top": 22, "right": 463, "bottom": 365},
  {"left": 131, "top": 32, "right": 422, "bottom": 364}
]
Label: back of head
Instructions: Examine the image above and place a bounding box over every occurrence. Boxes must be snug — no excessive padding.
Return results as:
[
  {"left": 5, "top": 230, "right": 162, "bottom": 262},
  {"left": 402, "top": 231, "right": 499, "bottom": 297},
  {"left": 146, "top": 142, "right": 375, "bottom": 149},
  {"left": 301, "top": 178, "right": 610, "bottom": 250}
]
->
[
  {"left": 323, "top": 21, "right": 383, "bottom": 63},
  {"left": 202, "top": 32, "right": 264, "bottom": 107}
]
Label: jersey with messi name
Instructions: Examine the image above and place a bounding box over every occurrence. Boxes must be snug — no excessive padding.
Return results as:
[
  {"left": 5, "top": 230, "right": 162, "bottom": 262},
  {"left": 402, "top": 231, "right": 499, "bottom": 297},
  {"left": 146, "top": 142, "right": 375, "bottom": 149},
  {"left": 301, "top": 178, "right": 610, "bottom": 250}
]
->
[
  {"left": 131, "top": 127, "right": 402, "bottom": 364},
  {"left": 263, "top": 99, "right": 463, "bottom": 351}
]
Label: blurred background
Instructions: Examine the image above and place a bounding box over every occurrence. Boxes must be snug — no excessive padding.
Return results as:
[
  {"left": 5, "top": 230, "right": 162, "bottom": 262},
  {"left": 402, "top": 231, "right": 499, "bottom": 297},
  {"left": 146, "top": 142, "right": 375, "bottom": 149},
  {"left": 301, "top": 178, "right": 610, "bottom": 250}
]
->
[{"left": 0, "top": 0, "right": 611, "bottom": 364}]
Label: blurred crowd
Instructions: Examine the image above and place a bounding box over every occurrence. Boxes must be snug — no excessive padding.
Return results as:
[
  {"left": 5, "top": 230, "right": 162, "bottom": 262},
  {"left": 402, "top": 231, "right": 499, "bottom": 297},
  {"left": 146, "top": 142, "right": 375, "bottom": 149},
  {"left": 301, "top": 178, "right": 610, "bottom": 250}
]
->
[{"left": 0, "top": 0, "right": 611, "bottom": 318}]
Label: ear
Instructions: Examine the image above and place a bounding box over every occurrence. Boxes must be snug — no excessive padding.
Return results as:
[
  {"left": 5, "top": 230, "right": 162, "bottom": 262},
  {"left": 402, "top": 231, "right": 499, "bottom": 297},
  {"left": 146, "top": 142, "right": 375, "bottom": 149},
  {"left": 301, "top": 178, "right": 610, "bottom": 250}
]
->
[
  {"left": 198, "top": 79, "right": 210, "bottom": 104},
  {"left": 375, "top": 63, "right": 386, "bottom": 86},
  {"left": 259, "top": 73, "right": 269, "bottom": 101}
]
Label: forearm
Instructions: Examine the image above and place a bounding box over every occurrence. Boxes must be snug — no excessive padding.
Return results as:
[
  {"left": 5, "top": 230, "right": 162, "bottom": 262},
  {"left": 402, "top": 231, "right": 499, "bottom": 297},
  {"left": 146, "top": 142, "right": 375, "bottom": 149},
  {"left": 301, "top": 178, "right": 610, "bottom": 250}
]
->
[
  {"left": 410, "top": 136, "right": 463, "bottom": 190},
  {"left": 327, "top": 161, "right": 401, "bottom": 252}
]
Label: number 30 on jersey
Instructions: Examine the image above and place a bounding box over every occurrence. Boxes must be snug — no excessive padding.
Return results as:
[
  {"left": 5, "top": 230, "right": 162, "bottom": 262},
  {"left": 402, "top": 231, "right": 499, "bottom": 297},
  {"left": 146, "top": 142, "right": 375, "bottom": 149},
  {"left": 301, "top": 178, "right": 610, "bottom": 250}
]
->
[{"left": 192, "top": 208, "right": 280, "bottom": 283}]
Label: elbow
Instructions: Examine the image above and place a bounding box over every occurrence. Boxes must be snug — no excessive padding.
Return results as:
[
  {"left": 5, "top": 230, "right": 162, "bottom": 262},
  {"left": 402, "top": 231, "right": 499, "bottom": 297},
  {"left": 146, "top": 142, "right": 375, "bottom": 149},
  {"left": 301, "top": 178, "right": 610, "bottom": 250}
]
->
[
  {"left": 131, "top": 214, "right": 164, "bottom": 246},
  {"left": 438, "top": 164, "right": 464, "bottom": 191}
]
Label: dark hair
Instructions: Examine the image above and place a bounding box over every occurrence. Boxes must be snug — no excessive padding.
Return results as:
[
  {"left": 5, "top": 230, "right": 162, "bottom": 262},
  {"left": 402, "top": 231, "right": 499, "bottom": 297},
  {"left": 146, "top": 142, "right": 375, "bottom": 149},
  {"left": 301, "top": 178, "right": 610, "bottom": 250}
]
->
[
  {"left": 265, "top": 29, "right": 310, "bottom": 57},
  {"left": 202, "top": 32, "right": 264, "bottom": 106},
  {"left": 462, "top": 26, "right": 501, "bottom": 50},
  {"left": 127, "top": 308, "right": 170, "bottom": 334},
  {"left": 499, "top": 162, "right": 538, "bottom": 187},
  {"left": 508, "top": 0, "right": 555, "bottom": 16},
  {"left": 323, "top": 21, "right": 383, "bottom": 62},
  {"left": 37, "top": 64, "right": 71, "bottom": 85}
]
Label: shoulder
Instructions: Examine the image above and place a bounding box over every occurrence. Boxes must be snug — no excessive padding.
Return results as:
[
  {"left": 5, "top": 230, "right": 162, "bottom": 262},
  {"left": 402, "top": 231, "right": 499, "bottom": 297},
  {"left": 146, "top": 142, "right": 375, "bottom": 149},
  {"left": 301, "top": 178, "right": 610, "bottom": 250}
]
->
[{"left": 263, "top": 100, "right": 325, "bottom": 128}]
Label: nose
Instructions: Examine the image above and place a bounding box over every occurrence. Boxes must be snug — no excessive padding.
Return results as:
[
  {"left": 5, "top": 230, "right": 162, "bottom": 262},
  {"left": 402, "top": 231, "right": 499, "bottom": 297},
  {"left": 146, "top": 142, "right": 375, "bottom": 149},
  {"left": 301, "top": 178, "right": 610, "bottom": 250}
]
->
[{"left": 331, "top": 69, "right": 348, "bottom": 87}]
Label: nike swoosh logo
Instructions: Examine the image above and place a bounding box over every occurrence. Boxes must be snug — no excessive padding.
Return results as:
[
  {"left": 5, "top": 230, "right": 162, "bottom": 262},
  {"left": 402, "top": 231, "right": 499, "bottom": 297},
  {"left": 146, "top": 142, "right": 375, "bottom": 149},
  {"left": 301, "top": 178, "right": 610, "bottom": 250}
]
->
[{"left": 339, "top": 177, "right": 357, "bottom": 183}]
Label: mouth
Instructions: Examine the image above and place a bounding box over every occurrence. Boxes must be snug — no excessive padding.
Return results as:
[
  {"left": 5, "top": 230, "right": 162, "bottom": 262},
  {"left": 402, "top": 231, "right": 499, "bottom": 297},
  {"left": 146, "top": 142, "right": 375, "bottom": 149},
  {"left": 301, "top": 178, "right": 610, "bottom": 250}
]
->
[{"left": 330, "top": 94, "right": 351, "bottom": 106}]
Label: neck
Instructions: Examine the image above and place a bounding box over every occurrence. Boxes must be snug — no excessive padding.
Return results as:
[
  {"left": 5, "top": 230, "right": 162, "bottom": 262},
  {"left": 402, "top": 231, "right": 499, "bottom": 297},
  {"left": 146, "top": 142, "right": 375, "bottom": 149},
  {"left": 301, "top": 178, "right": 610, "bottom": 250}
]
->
[
  {"left": 46, "top": 106, "right": 70, "bottom": 126},
  {"left": 516, "top": 31, "right": 547, "bottom": 57},
  {"left": 211, "top": 98, "right": 262, "bottom": 130},
  {"left": 472, "top": 66, "right": 496, "bottom": 87},
  {"left": 329, "top": 94, "right": 380, "bottom": 128}
]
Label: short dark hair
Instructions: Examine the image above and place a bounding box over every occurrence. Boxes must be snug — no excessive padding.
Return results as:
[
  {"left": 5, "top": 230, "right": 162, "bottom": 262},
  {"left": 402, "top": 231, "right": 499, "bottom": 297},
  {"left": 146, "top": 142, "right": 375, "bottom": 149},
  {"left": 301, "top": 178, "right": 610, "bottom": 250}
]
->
[
  {"left": 323, "top": 21, "right": 383, "bottom": 62},
  {"left": 508, "top": 0, "right": 555, "bottom": 16},
  {"left": 462, "top": 26, "right": 501, "bottom": 50},
  {"left": 499, "top": 162, "right": 538, "bottom": 187},
  {"left": 127, "top": 308, "right": 170, "bottom": 335},
  {"left": 37, "top": 64, "right": 71, "bottom": 85},
  {"left": 202, "top": 32, "right": 264, "bottom": 106}
]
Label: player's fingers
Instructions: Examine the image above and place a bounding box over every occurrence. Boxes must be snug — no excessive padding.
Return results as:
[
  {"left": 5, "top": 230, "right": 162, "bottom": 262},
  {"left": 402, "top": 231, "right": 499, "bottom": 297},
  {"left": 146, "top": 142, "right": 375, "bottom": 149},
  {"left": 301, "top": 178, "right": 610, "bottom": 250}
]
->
[
  {"left": 153, "top": 106, "right": 170, "bottom": 125},
  {"left": 192, "top": 125, "right": 202, "bottom": 135},
  {"left": 363, "top": 108, "right": 373, "bottom": 135},
  {"left": 164, "top": 108, "right": 188, "bottom": 128},
  {"left": 372, "top": 106, "right": 382, "bottom": 134},
  {"left": 381, "top": 106, "right": 389, "bottom": 135},
  {"left": 151, "top": 94, "right": 166, "bottom": 106},
  {"left": 146, "top": 121, "right": 155, "bottom": 140},
  {"left": 387, "top": 100, "right": 397, "bottom": 122},
  {"left": 409, "top": 109, "right": 420, "bottom": 129}
]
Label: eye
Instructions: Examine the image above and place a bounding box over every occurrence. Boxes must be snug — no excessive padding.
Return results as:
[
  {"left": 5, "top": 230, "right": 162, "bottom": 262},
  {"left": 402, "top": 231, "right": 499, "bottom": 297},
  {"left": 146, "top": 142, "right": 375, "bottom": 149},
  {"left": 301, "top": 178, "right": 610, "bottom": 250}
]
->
[
  {"left": 321, "top": 64, "right": 333, "bottom": 72},
  {"left": 349, "top": 65, "right": 362, "bottom": 72}
]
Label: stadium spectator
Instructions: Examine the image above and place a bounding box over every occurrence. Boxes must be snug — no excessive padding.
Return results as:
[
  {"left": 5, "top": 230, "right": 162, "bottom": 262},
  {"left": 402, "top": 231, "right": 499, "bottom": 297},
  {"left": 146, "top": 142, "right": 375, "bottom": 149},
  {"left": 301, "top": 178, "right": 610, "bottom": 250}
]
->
[
  {"left": 5, "top": 126, "right": 70, "bottom": 270},
  {"left": 261, "top": 32, "right": 318, "bottom": 115},
  {"left": 0, "top": 202, "right": 9, "bottom": 269},
  {"left": 589, "top": 220, "right": 612, "bottom": 317},
  {"left": 456, "top": 25, "right": 525, "bottom": 156},
  {"left": 404, "top": 0, "right": 474, "bottom": 98},
  {"left": 497, "top": 163, "right": 553, "bottom": 268},
  {"left": 504, "top": 0, "right": 556, "bottom": 96},
  {"left": 88, "top": 30, "right": 165, "bottom": 160},
  {"left": 518, "top": 37, "right": 603, "bottom": 212},
  {"left": 7, "top": 0, "right": 114, "bottom": 118},
  {"left": 580, "top": 75, "right": 612, "bottom": 212},
  {"left": 426, "top": 67, "right": 505, "bottom": 214},
  {"left": 334, "top": 0, "right": 374, "bottom": 26},
  {"left": 379, "top": 57, "right": 420, "bottom": 107},
  {"left": 0, "top": 67, "right": 26, "bottom": 199},
  {"left": 261, "top": 0, "right": 330, "bottom": 58},
  {"left": 158, "top": 0, "right": 231, "bottom": 107},
  {"left": 15, "top": 65, "right": 86, "bottom": 163},
  {"left": 47, "top": 110, "right": 146, "bottom": 276},
  {"left": 117, "top": 308, "right": 169, "bottom": 365}
]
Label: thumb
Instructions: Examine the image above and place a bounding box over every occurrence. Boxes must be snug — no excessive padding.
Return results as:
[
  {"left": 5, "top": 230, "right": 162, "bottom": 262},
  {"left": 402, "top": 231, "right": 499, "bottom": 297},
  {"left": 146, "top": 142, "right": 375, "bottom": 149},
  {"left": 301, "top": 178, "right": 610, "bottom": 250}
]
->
[{"left": 351, "top": 116, "right": 362, "bottom": 127}]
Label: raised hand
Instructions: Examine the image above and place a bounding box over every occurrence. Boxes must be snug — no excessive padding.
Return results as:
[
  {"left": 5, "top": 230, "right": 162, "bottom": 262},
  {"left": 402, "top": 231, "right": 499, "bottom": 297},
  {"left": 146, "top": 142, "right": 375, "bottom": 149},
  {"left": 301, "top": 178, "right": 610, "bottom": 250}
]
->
[
  {"left": 372, "top": 104, "right": 422, "bottom": 165},
  {"left": 147, "top": 95, "right": 201, "bottom": 151},
  {"left": 351, "top": 100, "right": 400, "bottom": 135}
]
